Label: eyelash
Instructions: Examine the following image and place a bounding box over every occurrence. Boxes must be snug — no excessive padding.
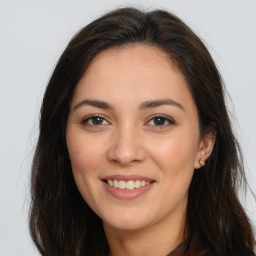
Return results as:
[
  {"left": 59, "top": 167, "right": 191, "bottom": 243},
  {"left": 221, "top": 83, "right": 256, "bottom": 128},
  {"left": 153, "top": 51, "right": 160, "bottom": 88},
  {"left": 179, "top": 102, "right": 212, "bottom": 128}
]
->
[
  {"left": 146, "top": 114, "right": 175, "bottom": 128},
  {"left": 81, "top": 114, "right": 175, "bottom": 128},
  {"left": 81, "top": 114, "right": 109, "bottom": 127}
]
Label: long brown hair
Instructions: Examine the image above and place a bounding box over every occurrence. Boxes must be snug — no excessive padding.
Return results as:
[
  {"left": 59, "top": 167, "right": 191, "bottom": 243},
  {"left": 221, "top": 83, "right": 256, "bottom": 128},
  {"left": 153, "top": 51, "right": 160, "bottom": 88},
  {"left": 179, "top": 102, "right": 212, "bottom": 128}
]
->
[{"left": 29, "top": 7, "right": 255, "bottom": 255}]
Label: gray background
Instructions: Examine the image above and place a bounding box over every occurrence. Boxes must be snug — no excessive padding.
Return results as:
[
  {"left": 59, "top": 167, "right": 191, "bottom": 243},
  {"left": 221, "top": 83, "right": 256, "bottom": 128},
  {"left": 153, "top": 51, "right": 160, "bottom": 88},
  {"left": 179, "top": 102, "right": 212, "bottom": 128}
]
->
[{"left": 1, "top": 0, "right": 255, "bottom": 255}]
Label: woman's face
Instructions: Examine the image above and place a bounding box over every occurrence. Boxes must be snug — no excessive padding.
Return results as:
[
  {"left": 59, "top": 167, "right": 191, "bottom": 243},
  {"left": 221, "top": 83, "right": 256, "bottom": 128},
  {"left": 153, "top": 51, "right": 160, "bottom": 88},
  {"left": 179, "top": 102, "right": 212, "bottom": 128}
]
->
[{"left": 66, "top": 45, "right": 212, "bottom": 231}]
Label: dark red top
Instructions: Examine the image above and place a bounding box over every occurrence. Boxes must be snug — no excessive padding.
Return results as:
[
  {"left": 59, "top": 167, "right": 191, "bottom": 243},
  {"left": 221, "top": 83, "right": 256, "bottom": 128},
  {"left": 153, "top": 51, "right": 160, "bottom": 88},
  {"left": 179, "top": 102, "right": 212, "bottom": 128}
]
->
[
  {"left": 167, "top": 235, "right": 210, "bottom": 256},
  {"left": 168, "top": 234, "right": 255, "bottom": 256}
]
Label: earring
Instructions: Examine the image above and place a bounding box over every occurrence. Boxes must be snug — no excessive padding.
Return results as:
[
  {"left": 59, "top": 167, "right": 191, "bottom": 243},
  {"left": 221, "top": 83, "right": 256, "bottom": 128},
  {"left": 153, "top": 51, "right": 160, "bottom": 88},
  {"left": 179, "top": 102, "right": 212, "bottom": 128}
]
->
[{"left": 199, "top": 158, "right": 205, "bottom": 167}]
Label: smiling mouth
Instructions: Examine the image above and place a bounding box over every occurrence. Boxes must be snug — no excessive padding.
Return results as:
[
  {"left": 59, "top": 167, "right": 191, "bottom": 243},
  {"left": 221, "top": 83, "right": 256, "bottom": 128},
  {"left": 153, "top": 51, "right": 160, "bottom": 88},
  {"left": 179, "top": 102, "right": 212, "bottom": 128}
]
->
[
  {"left": 102, "top": 176, "right": 155, "bottom": 200},
  {"left": 104, "top": 179, "right": 153, "bottom": 190}
]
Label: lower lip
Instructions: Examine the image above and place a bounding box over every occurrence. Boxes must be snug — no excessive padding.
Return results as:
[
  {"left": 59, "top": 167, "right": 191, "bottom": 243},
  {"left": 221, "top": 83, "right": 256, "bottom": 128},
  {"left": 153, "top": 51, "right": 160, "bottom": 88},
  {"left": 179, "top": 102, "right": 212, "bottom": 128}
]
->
[{"left": 102, "top": 181, "right": 155, "bottom": 200}]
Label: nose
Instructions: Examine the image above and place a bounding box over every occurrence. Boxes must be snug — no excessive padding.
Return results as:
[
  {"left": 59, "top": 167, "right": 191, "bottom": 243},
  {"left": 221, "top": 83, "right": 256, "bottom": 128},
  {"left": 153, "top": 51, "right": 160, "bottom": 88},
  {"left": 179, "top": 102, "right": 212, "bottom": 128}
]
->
[{"left": 106, "top": 125, "right": 147, "bottom": 166}]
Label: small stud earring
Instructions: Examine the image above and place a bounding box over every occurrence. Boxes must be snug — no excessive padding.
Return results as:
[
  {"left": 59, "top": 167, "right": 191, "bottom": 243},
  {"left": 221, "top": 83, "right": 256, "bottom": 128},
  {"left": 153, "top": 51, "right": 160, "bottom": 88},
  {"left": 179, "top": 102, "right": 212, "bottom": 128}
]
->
[{"left": 199, "top": 158, "right": 205, "bottom": 167}]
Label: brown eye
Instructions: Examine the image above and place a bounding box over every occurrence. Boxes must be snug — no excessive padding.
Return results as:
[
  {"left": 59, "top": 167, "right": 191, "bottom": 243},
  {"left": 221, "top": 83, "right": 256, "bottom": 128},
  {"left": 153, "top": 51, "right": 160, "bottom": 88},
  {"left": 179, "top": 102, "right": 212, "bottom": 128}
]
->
[
  {"left": 91, "top": 116, "right": 104, "bottom": 125},
  {"left": 81, "top": 115, "right": 109, "bottom": 127},
  {"left": 147, "top": 115, "right": 175, "bottom": 128},
  {"left": 153, "top": 117, "right": 166, "bottom": 126}
]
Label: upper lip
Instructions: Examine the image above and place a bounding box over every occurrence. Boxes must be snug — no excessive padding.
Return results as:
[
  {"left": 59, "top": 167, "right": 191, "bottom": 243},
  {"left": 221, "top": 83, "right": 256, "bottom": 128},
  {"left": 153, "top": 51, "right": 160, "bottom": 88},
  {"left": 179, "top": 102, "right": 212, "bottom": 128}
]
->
[{"left": 101, "top": 175, "right": 155, "bottom": 182}]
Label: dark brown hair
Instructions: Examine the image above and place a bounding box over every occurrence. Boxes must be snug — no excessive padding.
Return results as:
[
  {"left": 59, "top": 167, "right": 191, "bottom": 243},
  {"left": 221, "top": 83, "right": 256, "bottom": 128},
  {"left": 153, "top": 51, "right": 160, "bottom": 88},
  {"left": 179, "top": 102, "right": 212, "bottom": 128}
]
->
[{"left": 29, "top": 7, "right": 255, "bottom": 256}]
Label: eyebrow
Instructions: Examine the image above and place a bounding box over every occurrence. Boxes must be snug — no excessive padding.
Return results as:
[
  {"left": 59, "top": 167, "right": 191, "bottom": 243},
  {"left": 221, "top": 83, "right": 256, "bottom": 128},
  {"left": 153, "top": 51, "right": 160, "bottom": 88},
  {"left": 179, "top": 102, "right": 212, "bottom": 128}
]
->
[
  {"left": 139, "top": 99, "right": 184, "bottom": 111},
  {"left": 73, "top": 99, "right": 113, "bottom": 111},
  {"left": 73, "top": 98, "right": 184, "bottom": 112}
]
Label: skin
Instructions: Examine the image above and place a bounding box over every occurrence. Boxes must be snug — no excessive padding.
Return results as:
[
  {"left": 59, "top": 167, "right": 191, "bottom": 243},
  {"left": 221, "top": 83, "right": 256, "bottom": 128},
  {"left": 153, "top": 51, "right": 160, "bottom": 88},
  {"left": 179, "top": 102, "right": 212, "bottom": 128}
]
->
[{"left": 66, "top": 45, "right": 215, "bottom": 256}]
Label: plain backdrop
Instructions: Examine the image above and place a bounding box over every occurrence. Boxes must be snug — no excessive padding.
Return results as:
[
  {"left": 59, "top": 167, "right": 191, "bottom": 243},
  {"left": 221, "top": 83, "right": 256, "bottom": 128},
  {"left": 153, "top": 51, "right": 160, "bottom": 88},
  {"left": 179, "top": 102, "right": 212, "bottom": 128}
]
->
[{"left": 1, "top": 0, "right": 255, "bottom": 255}]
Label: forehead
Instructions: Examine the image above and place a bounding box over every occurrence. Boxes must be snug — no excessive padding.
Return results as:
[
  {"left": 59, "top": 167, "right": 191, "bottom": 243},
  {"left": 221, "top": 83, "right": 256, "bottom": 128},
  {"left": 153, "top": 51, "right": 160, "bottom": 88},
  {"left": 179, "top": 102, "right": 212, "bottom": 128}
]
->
[
  {"left": 71, "top": 45, "right": 195, "bottom": 112},
  {"left": 84, "top": 44, "right": 179, "bottom": 82}
]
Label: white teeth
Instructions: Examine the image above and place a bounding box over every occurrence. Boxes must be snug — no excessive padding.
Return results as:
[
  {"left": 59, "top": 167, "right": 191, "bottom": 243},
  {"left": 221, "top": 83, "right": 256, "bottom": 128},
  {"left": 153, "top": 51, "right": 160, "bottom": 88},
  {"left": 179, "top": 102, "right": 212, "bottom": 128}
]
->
[
  {"left": 113, "top": 179, "right": 118, "bottom": 188},
  {"left": 134, "top": 180, "right": 141, "bottom": 188},
  {"left": 119, "top": 180, "right": 126, "bottom": 189},
  {"left": 126, "top": 180, "right": 134, "bottom": 190},
  {"left": 106, "top": 179, "right": 151, "bottom": 189}
]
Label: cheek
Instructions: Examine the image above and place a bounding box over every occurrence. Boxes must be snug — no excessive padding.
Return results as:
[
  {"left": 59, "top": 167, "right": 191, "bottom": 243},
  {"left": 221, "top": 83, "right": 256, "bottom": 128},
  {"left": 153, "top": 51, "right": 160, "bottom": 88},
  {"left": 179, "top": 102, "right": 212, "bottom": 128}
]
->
[
  {"left": 67, "top": 132, "right": 105, "bottom": 172},
  {"left": 66, "top": 130, "right": 105, "bottom": 206},
  {"left": 151, "top": 135, "right": 198, "bottom": 171},
  {"left": 151, "top": 134, "right": 198, "bottom": 204}
]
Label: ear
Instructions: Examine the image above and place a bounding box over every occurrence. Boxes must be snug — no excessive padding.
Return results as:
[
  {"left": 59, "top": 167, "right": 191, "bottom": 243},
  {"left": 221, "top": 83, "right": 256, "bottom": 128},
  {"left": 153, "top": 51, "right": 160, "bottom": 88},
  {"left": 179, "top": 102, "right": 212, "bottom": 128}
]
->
[{"left": 194, "top": 126, "right": 216, "bottom": 169}]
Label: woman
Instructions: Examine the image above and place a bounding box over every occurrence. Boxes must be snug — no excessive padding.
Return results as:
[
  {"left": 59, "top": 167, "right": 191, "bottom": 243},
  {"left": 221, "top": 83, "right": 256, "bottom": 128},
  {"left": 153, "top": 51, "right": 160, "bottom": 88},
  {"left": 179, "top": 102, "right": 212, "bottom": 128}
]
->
[{"left": 29, "top": 7, "right": 255, "bottom": 256}]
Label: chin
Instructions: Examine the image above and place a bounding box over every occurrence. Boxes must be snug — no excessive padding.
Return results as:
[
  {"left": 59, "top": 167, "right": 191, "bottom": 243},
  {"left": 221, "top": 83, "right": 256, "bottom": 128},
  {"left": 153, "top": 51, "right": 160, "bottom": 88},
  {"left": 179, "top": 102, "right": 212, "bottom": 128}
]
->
[
  {"left": 105, "top": 219, "right": 149, "bottom": 231},
  {"left": 102, "top": 209, "right": 152, "bottom": 231}
]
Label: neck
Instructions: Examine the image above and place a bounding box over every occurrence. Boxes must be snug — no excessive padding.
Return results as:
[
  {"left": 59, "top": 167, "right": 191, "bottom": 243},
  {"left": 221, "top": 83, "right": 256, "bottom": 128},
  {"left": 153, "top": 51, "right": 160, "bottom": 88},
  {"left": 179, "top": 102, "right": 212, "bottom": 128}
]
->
[{"left": 104, "top": 208, "right": 187, "bottom": 256}]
